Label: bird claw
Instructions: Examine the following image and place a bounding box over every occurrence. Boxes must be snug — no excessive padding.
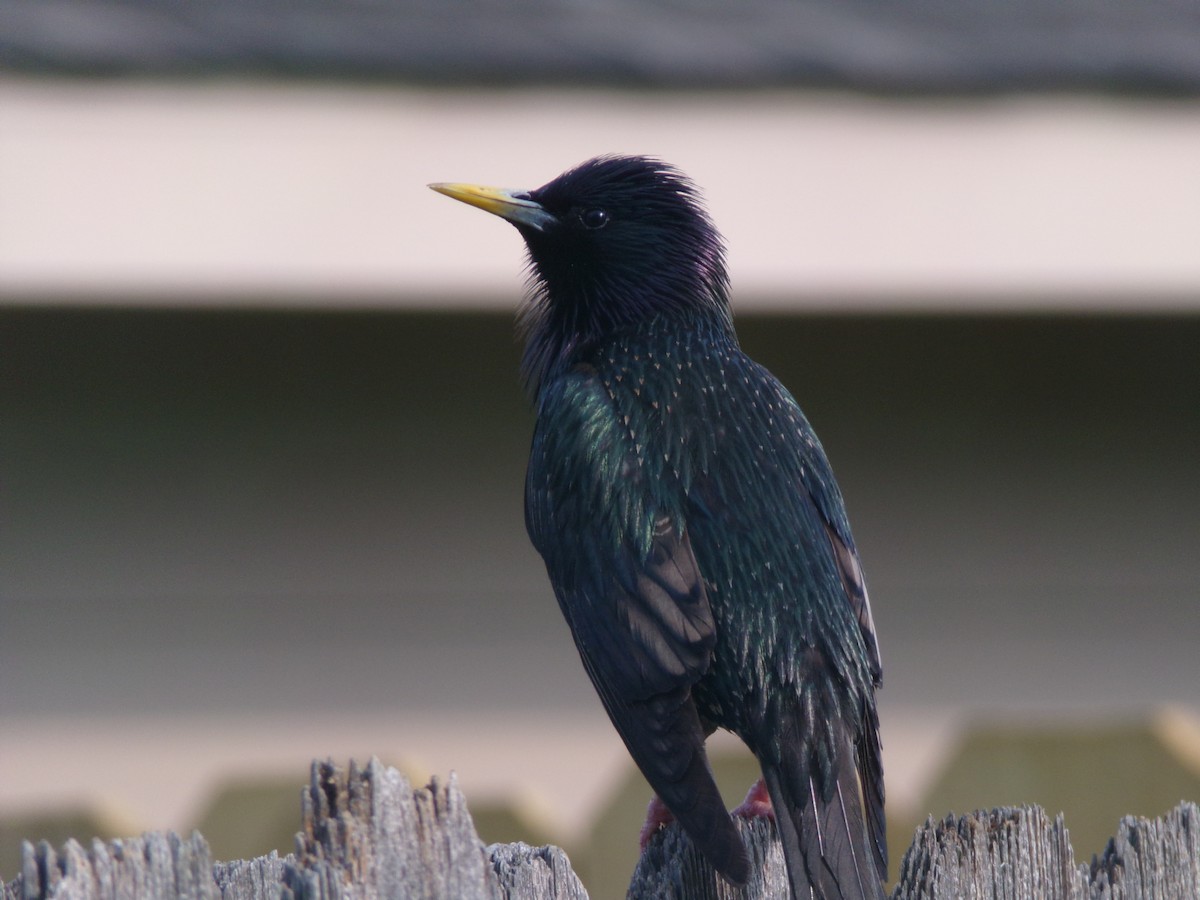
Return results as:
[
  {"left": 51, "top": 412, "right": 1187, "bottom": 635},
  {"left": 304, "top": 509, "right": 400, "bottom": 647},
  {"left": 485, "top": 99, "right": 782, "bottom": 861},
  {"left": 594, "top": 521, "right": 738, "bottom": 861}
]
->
[
  {"left": 731, "top": 778, "right": 775, "bottom": 821},
  {"left": 638, "top": 795, "right": 676, "bottom": 849}
]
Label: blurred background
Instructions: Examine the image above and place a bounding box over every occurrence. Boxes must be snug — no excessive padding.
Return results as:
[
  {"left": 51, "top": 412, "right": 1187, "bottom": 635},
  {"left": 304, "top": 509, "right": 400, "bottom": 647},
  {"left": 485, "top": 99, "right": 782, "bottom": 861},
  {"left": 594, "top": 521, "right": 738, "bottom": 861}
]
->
[{"left": 2, "top": 2, "right": 1199, "bottom": 897}]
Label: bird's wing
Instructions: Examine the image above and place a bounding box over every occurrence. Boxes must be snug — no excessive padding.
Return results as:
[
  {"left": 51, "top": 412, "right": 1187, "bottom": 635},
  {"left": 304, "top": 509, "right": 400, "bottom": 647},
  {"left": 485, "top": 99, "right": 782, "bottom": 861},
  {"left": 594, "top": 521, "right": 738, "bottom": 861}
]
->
[
  {"left": 822, "top": 517, "right": 887, "bottom": 876},
  {"left": 525, "top": 364, "right": 748, "bottom": 884},
  {"left": 783, "top": 388, "right": 887, "bottom": 878},
  {"left": 696, "top": 359, "right": 886, "bottom": 885},
  {"left": 824, "top": 520, "right": 882, "bottom": 685},
  {"left": 790, "top": 429, "right": 882, "bottom": 689}
]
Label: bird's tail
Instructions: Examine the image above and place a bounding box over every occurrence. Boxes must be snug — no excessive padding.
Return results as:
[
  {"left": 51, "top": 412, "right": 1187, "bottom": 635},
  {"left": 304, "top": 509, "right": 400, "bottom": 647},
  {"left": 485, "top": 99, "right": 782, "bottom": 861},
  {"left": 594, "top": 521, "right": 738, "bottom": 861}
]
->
[
  {"left": 760, "top": 728, "right": 886, "bottom": 900},
  {"left": 658, "top": 744, "right": 751, "bottom": 885}
]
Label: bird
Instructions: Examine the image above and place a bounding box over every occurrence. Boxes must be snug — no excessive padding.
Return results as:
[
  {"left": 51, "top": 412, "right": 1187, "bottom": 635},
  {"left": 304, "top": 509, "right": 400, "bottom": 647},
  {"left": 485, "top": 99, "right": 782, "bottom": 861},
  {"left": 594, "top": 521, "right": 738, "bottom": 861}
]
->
[{"left": 430, "top": 155, "right": 886, "bottom": 900}]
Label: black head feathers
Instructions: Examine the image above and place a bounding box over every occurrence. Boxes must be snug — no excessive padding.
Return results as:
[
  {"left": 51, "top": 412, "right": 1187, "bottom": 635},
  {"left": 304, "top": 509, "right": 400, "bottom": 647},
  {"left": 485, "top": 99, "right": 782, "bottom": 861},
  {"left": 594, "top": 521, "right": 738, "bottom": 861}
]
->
[
  {"left": 521, "top": 155, "right": 729, "bottom": 325},
  {"left": 431, "top": 155, "right": 734, "bottom": 390}
]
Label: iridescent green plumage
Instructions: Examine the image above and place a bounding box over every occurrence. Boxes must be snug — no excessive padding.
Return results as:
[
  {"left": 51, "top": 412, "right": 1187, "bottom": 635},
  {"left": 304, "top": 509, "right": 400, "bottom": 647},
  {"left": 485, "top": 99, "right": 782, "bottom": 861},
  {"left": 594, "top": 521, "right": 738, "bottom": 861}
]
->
[{"left": 432, "top": 156, "right": 886, "bottom": 899}]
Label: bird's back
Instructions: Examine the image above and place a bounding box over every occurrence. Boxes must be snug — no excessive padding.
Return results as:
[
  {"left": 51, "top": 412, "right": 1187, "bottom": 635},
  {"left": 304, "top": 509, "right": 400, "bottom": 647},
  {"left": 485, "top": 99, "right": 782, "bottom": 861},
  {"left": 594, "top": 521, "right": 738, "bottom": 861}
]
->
[
  {"left": 573, "top": 313, "right": 878, "bottom": 716},
  {"left": 542, "top": 312, "right": 887, "bottom": 898}
]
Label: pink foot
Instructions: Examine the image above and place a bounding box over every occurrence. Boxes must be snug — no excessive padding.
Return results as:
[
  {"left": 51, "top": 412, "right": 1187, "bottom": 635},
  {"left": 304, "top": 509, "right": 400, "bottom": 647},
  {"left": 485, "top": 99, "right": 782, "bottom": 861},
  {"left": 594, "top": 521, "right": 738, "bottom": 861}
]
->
[
  {"left": 732, "top": 777, "right": 775, "bottom": 821},
  {"left": 638, "top": 795, "right": 676, "bottom": 849}
]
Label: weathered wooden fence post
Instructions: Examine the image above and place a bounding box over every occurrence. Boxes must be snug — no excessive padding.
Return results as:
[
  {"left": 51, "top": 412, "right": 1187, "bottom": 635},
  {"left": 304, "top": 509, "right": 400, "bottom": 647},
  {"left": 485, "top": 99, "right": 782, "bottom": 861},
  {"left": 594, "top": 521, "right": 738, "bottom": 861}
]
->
[
  {"left": 4, "top": 758, "right": 1197, "bottom": 899},
  {"left": 628, "top": 801, "right": 1199, "bottom": 899},
  {"left": 4, "top": 759, "right": 587, "bottom": 900}
]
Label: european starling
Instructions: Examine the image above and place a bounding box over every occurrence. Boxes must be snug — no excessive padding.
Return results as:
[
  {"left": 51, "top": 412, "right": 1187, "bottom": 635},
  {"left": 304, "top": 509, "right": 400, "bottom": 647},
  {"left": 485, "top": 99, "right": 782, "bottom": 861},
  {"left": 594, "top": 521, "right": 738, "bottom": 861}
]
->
[{"left": 430, "top": 156, "right": 886, "bottom": 900}]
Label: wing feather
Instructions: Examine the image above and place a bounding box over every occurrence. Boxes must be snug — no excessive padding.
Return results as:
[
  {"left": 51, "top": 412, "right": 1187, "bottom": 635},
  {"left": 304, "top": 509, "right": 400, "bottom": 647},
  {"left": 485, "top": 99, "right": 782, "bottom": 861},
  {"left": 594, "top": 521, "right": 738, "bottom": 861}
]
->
[{"left": 525, "top": 365, "right": 748, "bottom": 884}]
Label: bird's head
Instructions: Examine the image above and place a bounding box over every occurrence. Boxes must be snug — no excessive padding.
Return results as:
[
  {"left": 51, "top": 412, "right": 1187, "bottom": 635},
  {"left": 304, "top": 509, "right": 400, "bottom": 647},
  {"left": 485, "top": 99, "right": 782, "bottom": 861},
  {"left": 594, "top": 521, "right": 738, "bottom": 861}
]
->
[{"left": 430, "top": 156, "right": 731, "bottom": 341}]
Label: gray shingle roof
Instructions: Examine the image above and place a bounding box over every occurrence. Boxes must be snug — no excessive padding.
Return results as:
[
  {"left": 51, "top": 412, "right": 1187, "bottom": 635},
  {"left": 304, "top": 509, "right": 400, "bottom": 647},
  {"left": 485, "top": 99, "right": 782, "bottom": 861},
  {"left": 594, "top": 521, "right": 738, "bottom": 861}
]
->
[{"left": 4, "top": 0, "right": 1200, "bottom": 92}]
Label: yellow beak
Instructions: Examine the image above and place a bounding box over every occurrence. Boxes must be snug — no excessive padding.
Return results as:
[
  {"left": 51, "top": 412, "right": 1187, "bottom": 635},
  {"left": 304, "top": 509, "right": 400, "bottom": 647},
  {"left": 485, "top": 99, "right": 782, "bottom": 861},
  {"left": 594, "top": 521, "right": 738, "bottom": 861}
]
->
[{"left": 428, "top": 182, "right": 556, "bottom": 232}]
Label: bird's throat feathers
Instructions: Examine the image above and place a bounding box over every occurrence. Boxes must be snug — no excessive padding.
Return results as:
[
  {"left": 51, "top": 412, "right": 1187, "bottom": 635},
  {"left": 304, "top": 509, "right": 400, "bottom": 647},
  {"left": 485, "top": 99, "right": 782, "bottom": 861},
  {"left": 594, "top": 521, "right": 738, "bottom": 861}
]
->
[
  {"left": 500, "top": 155, "right": 735, "bottom": 395},
  {"left": 517, "top": 237, "right": 733, "bottom": 395}
]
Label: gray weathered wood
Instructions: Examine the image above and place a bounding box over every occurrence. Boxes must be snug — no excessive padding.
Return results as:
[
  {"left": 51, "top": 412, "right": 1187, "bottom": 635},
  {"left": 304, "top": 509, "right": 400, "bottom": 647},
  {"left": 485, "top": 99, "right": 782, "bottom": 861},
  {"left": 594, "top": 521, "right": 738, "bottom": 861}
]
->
[
  {"left": 212, "top": 853, "right": 288, "bottom": 900},
  {"left": 890, "top": 802, "right": 1200, "bottom": 900},
  {"left": 4, "top": 757, "right": 1195, "bottom": 899},
  {"left": 278, "top": 758, "right": 589, "bottom": 900},
  {"left": 487, "top": 843, "right": 589, "bottom": 900},
  {"left": 1089, "top": 801, "right": 1200, "bottom": 899},
  {"left": 3, "top": 759, "right": 588, "bottom": 900},
  {"left": 892, "top": 806, "right": 1087, "bottom": 899},
  {"left": 628, "top": 815, "right": 791, "bottom": 899},
  {"left": 280, "top": 758, "right": 500, "bottom": 899},
  {"left": 631, "top": 802, "right": 1199, "bottom": 899},
  {"left": 7, "top": 832, "right": 219, "bottom": 900}
]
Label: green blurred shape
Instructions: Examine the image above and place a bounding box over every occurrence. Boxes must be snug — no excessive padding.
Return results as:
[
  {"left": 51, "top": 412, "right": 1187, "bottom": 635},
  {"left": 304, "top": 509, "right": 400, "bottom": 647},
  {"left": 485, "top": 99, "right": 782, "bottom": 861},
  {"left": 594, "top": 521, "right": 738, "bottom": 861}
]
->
[
  {"left": 191, "top": 775, "right": 304, "bottom": 863},
  {"left": 471, "top": 799, "right": 557, "bottom": 850},
  {"left": 908, "top": 710, "right": 1200, "bottom": 864},
  {"left": 0, "top": 808, "right": 133, "bottom": 882}
]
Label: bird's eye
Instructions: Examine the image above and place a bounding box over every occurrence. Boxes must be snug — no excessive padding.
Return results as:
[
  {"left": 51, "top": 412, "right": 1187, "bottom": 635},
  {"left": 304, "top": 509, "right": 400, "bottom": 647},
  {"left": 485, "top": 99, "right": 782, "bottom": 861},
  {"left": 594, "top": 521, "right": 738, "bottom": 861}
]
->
[{"left": 580, "top": 208, "right": 610, "bottom": 230}]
